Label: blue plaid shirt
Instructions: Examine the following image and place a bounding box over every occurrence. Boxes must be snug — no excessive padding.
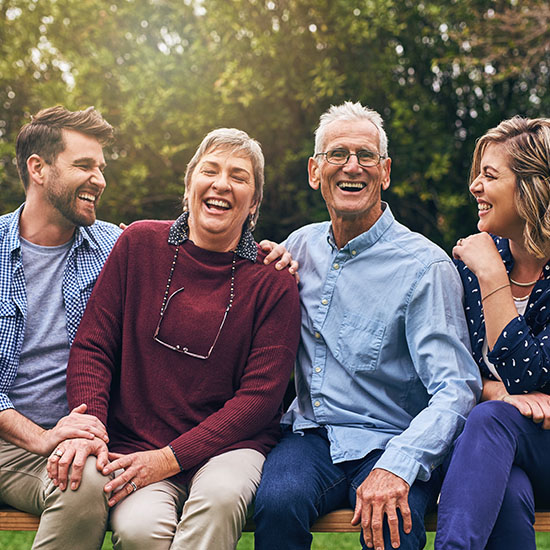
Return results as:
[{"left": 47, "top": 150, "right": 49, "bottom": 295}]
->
[{"left": 0, "top": 204, "right": 121, "bottom": 413}]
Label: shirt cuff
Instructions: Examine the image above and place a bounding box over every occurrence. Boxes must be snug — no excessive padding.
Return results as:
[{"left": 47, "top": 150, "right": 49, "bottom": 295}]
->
[
  {"left": 0, "top": 396, "right": 14, "bottom": 412},
  {"left": 372, "top": 448, "right": 424, "bottom": 487},
  {"left": 169, "top": 444, "right": 184, "bottom": 472}
]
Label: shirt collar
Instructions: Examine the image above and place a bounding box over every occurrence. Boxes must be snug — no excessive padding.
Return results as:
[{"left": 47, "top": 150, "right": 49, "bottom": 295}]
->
[
  {"left": 493, "top": 235, "right": 550, "bottom": 280},
  {"left": 326, "top": 201, "right": 395, "bottom": 253},
  {"left": 9, "top": 203, "right": 97, "bottom": 254},
  {"left": 167, "top": 211, "right": 257, "bottom": 262},
  {"left": 6, "top": 204, "right": 24, "bottom": 255}
]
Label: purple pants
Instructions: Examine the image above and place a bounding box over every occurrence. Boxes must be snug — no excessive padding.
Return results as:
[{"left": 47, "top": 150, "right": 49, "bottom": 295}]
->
[{"left": 435, "top": 400, "right": 550, "bottom": 550}]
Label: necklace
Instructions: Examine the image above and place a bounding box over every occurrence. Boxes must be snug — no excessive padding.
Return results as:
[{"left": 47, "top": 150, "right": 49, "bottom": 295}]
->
[
  {"left": 509, "top": 276, "right": 540, "bottom": 287},
  {"left": 153, "top": 244, "right": 236, "bottom": 359},
  {"left": 159, "top": 245, "right": 236, "bottom": 313}
]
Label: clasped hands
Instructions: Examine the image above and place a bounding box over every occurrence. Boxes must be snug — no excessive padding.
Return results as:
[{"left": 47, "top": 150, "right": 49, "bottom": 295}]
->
[{"left": 46, "top": 407, "right": 178, "bottom": 506}]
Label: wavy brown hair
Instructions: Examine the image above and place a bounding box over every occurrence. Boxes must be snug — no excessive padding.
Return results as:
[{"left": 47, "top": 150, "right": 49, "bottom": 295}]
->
[{"left": 470, "top": 116, "right": 550, "bottom": 258}]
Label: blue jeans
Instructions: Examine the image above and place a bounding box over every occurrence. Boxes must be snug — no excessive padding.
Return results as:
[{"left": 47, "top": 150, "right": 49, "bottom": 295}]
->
[
  {"left": 435, "top": 400, "right": 550, "bottom": 550},
  {"left": 254, "top": 428, "right": 442, "bottom": 550}
]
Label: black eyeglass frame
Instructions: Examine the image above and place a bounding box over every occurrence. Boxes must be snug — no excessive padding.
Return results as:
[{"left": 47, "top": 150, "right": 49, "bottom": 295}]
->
[
  {"left": 315, "top": 148, "right": 386, "bottom": 167},
  {"left": 153, "top": 287, "right": 230, "bottom": 360}
]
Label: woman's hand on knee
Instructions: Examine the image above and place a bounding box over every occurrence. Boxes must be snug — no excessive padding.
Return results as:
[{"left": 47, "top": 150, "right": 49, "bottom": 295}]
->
[
  {"left": 102, "top": 447, "right": 181, "bottom": 507},
  {"left": 502, "top": 392, "right": 550, "bottom": 429}
]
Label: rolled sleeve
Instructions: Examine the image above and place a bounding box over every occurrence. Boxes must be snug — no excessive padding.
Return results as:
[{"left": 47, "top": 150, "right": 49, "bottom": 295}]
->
[{"left": 489, "top": 315, "right": 550, "bottom": 393}]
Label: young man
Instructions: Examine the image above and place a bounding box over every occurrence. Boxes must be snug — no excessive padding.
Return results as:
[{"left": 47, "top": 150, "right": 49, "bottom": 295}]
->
[
  {"left": 0, "top": 106, "right": 121, "bottom": 549},
  {"left": 254, "top": 102, "right": 482, "bottom": 550}
]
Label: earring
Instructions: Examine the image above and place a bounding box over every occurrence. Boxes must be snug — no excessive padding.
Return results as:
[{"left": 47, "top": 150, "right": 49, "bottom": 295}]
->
[{"left": 248, "top": 213, "right": 256, "bottom": 231}]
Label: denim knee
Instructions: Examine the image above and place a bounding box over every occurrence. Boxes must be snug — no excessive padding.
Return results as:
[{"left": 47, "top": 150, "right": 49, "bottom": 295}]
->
[{"left": 255, "top": 469, "right": 304, "bottom": 521}]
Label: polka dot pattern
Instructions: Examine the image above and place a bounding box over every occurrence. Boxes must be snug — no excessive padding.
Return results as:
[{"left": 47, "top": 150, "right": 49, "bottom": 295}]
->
[
  {"left": 457, "top": 235, "right": 550, "bottom": 394},
  {"left": 168, "top": 212, "right": 257, "bottom": 262}
]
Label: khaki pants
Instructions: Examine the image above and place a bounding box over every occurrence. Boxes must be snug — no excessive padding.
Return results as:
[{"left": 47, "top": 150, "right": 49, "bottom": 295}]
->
[
  {"left": 0, "top": 439, "right": 110, "bottom": 550},
  {"left": 110, "top": 448, "right": 265, "bottom": 550}
]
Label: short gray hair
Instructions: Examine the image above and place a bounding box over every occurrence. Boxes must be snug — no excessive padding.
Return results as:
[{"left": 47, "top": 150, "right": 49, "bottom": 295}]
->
[
  {"left": 184, "top": 128, "right": 265, "bottom": 229},
  {"left": 314, "top": 101, "right": 388, "bottom": 157}
]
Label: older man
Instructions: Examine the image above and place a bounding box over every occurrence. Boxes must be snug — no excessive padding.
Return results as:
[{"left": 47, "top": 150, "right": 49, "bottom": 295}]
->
[
  {"left": 254, "top": 102, "right": 482, "bottom": 550},
  {"left": 0, "top": 106, "right": 121, "bottom": 549}
]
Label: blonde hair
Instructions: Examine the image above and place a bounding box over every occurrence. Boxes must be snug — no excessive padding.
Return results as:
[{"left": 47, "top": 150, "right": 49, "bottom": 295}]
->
[{"left": 470, "top": 116, "right": 550, "bottom": 258}]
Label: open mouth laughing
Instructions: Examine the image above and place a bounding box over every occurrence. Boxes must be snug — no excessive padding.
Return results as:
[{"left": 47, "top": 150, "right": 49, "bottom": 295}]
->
[
  {"left": 337, "top": 181, "right": 366, "bottom": 192},
  {"left": 78, "top": 192, "right": 97, "bottom": 204},
  {"left": 205, "top": 198, "right": 231, "bottom": 210},
  {"left": 478, "top": 201, "right": 492, "bottom": 213}
]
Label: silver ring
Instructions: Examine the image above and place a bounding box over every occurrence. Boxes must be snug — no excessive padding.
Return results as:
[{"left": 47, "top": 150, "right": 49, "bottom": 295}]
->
[
  {"left": 54, "top": 449, "right": 63, "bottom": 457},
  {"left": 129, "top": 480, "right": 138, "bottom": 492}
]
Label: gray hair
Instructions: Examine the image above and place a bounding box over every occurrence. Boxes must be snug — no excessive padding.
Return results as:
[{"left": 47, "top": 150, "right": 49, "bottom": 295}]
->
[
  {"left": 314, "top": 101, "right": 388, "bottom": 157},
  {"left": 184, "top": 128, "right": 265, "bottom": 230}
]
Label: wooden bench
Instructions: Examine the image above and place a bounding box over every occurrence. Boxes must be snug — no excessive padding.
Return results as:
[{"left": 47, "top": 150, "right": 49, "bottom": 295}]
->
[{"left": 1, "top": 506, "right": 550, "bottom": 533}]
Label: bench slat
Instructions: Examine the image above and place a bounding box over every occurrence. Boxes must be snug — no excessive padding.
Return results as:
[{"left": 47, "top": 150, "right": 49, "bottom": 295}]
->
[
  {"left": 1, "top": 507, "right": 549, "bottom": 533},
  {"left": 243, "top": 509, "right": 432, "bottom": 533},
  {"left": 0, "top": 508, "right": 39, "bottom": 531}
]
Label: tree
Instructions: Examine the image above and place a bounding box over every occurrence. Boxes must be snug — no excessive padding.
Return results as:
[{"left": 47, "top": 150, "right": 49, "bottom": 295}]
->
[{"left": 2, "top": 0, "right": 549, "bottom": 249}]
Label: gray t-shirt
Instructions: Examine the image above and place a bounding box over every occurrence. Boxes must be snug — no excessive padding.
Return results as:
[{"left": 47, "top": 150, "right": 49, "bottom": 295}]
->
[{"left": 9, "top": 237, "right": 73, "bottom": 428}]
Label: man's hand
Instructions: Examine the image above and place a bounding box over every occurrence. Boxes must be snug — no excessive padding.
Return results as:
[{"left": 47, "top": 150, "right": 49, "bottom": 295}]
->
[
  {"left": 47, "top": 436, "right": 109, "bottom": 491},
  {"left": 40, "top": 404, "right": 108, "bottom": 456},
  {"left": 259, "top": 240, "right": 299, "bottom": 281},
  {"left": 502, "top": 392, "right": 550, "bottom": 429},
  {"left": 102, "top": 447, "right": 180, "bottom": 507},
  {"left": 351, "top": 468, "right": 411, "bottom": 550}
]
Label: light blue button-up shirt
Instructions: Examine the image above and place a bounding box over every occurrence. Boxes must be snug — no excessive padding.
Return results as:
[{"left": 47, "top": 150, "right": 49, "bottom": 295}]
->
[{"left": 282, "top": 204, "right": 481, "bottom": 486}]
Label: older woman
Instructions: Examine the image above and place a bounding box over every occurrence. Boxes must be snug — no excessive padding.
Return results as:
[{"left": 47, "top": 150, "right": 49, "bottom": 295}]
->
[
  {"left": 54, "top": 128, "right": 301, "bottom": 550},
  {"left": 434, "top": 117, "right": 550, "bottom": 549}
]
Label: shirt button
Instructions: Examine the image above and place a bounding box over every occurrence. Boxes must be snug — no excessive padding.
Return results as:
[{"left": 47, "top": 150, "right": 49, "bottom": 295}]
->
[
  {"left": 321, "top": 299, "right": 328, "bottom": 305},
  {"left": 351, "top": 250, "right": 357, "bottom": 256},
  {"left": 333, "top": 263, "right": 340, "bottom": 270},
  {"left": 314, "top": 332, "right": 321, "bottom": 339},
  {"left": 314, "top": 400, "right": 321, "bottom": 407},
  {"left": 315, "top": 367, "right": 322, "bottom": 373}
]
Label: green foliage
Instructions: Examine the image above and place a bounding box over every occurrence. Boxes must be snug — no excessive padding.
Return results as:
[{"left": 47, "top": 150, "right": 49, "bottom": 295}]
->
[
  {"left": 4, "top": 531, "right": 550, "bottom": 550},
  {"left": 2, "top": 0, "right": 549, "bottom": 249}
]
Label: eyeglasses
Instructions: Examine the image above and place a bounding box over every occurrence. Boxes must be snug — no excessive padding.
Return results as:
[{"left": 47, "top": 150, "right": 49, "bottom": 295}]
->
[
  {"left": 153, "top": 245, "right": 236, "bottom": 360},
  {"left": 153, "top": 287, "right": 231, "bottom": 360},
  {"left": 316, "top": 148, "right": 386, "bottom": 167}
]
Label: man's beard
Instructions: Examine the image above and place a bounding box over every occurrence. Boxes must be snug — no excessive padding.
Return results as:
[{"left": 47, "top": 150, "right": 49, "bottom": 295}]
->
[{"left": 45, "top": 166, "right": 97, "bottom": 227}]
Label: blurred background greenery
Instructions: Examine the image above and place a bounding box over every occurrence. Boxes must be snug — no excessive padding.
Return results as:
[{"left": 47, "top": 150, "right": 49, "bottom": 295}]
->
[
  {"left": 3, "top": 531, "right": 550, "bottom": 549},
  {"left": 1, "top": 0, "right": 550, "bottom": 251}
]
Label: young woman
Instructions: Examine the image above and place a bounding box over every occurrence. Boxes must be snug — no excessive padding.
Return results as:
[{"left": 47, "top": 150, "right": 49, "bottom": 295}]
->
[{"left": 435, "top": 117, "right": 550, "bottom": 549}]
